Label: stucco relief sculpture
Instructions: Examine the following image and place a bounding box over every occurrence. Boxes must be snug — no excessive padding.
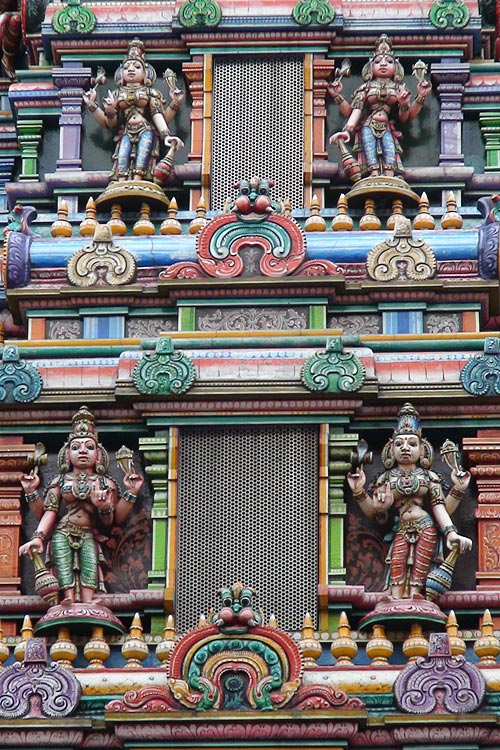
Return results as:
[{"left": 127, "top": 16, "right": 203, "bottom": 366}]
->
[
  {"left": 329, "top": 35, "right": 431, "bottom": 180},
  {"left": 328, "top": 36, "right": 431, "bottom": 212},
  {"left": 83, "top": 38, "right": 183, "bottom": 209},
  {"left": 348, "top": 403, "right": 471, "bottom": 602},
  {"left": 19, "top": 405, "right": 143, "bottom": 605}
]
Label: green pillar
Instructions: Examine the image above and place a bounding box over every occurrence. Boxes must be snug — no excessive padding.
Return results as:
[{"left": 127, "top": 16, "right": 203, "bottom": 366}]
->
[
  {"left": 139, "top": 434, "right": 169, "bottom": 590},
  {"left": 17, "top": 120, "right": 43, "bottom": 180},
  {"left": 327, "top": 431, "right": 359, "bottom": 585},
  {"left": 480, "top": 112, "right": 500, "bottom": 171}
]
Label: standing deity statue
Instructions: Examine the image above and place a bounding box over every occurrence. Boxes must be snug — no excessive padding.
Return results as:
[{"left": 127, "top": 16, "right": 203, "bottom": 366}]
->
[
  {"left": 82, "top": 38, "right": 183, "bottom": 185},
  {"left": 19, "top": 405, "right": 143, "bottom": 604},
  {"left": 347, "top": 403, "right": 472, "bottom": 600},
  {"left": 329, "top": 35, "right": 431, "bottom": 179}
]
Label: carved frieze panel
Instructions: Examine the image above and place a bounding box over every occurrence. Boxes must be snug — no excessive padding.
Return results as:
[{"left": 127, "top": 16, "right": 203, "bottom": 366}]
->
[
  {"left": 126, "top": 318, "right": 177, "bottom": 337},
  {"left": 327, "top": 313, "right": 382, "bottom": 335},
  {"left": 196, "top": 306, "right": 308, "bottom": 332},
  {"left": 47, "top": 319, "right": 83, "bottom": 340}
]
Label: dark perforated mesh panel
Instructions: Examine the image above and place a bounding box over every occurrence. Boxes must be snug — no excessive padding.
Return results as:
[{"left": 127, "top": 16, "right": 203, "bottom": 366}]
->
[
  {"left": 211, "top": 56, "right": 305, "bottom": 211},
  {"left": 176, "top": 425, "right": 318, "bottom": 632}
]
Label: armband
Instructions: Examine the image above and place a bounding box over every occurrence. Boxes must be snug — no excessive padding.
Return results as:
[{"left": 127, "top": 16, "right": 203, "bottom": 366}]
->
[{"left": 121, "top": 490, "right": 137, "bottom": 504}]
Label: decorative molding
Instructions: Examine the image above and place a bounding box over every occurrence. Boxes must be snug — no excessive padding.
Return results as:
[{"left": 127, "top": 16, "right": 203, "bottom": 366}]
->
[
  {"left": 394, "top": 632, "right": 485, "bottom": 714},
  {"left": 429, "top": 0, "right": 470, "bottom": 28},
  {"left": 292, "top": 0, "right": 335, "bottom": 25},
  {"left": 0, "top": 638, "right": 81, "bottom": 718},
  {"left": 301, "top": 337, "right": 365, "bottom": 393},
  {"left": 179, "top": 0, "right": 222, "bottom": 27},
  {"left": 367, "top": 216, "right": 436, "bottom": 282},
  {"left": 52, "top": 0, "right": 96, "bottom": 33},
  {"left": 67, "top": 225, "right": 136, "bottom": 287},
  {"left": 460, "top": 337, "right": 500, "bottom": 396},
  {"left": 477, "top": 195, "right": 500, "bottom": 280},
  {"left": 0, "top": 345, "right": 43, "bottom": 403},
  {"left": 327, "top": 313, "right": 382, "bottom": 335},
  {"left": 133, "top": 339, "right": 196, "bottom": 396}
]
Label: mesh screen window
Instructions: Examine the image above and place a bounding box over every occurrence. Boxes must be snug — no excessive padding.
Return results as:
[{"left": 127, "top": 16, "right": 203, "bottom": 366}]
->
[
  {"left": 211, "top": 56, "right": 305, "bottom": 211},
  {"left": 176, "top": 425, "right": 318, "bottom": 632}
]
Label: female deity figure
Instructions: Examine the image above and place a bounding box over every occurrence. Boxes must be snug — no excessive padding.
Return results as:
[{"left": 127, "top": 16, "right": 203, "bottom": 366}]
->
[
  {"left": 19, "top": 405, "right": 143, "bottom": 604},
  {"left": 347, "top": 403, "right": 472, "bottom": 600},
  {"left": 82, "top": 38, "right": 183, "bottom": 184},
  {"left": 329, "top": 35, "right": 431, "bottom": 178}
]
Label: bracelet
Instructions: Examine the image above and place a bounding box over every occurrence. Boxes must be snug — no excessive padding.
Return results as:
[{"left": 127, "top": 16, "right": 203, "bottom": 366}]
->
[
  {"left": 24, "top": 491, "right": 39, "bottom": 503},
  {"left": 415, "top": 93, "right": 426, "bottom": 105},
  {"left": 352, "top": 489, "right": 367, "bottom": 501},
  {"left": 121, "top": 490, "right": 137, "bottom": 504},
  {"left": 87, "top": 103, "right": 99, "bottom": 113},
  {"left": 399, "top": 104, "right": 409, "bottom": 112},
  {"left": 168, "top": 101, "right": 180, "bottom": 112},
  {"left": 450, "top": 486, "right": 465, "bottom": 497},
  {"left": 98, "top": 506, "right": 114, "bottom": 517},
  {"left": 159, "top": 129, "right": 170, "bottom": 139},
  {"left": 334, "top": 95, "right": 344, "bottom": 105},
  {"left": 442, "top": 524, "right": 457, "bottom": 537},
  {"left": 343, "top": 124, "right": 354, "bottom": 134},
  {"left": 31, "top": 530, "right": 46, "bottom": 541}
]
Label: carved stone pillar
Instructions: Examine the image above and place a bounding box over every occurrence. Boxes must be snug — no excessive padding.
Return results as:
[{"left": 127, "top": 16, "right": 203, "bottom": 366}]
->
[
  {"left": 0, "top": 438, "right": 39, "bottom": 597},
  {"left": 430, "top": 61, "right": 469, "bottom": 166},
  {"left": 17, "top": 120, "right": 43, "bottom": 180},
  {"left": 480, "top": 112, "right": 500, "bottom": 171},
  {"left": 463, "top": 430, "right": 500, "bottom": 590},
  {"left": 183, "top": 57, "right": 204, "bottom": 209},
  {"left": 52, "top": 65, "right": 91, "bottom": 172}
]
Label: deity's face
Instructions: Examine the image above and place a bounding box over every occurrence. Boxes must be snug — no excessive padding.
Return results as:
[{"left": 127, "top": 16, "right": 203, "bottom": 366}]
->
[
  {"left": 393, "top": 433, "right": 420, "bottom": 466},
  {"left": 122, "top": 59, "right": 146, "bottom": 84},
  {"left": 372, "top": 53, "right": 396, "bottom": 79},
  {"left": 69, "top": 437, "right": 98, "bottom": 469}
]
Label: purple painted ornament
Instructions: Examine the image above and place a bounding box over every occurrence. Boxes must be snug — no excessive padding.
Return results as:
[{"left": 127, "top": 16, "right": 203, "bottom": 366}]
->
[
  {"left": 0, "top": 637, "right": 81, "bottom": 718},
  {"left": 394, "top": 632, "right": 485, "bottom": 714}
]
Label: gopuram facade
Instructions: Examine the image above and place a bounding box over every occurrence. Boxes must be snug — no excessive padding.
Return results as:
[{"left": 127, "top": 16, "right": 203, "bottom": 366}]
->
[{"left": 0, "top": 0, "right": 500, "bottom": 747}]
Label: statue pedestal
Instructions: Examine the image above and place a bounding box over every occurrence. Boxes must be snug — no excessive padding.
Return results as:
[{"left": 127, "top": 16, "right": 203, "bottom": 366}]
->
[
  {"left": 95, "top": 179, "right": 170, "bottom": 211},
  {"left": 359, "top": 598, "right": 447, "bottom": 631},
  {"left": 34, "top": 601, "right": 125, "bottom": 635},
  {"left": 345, "top": 175, "right": 420, "bottom": 207}
]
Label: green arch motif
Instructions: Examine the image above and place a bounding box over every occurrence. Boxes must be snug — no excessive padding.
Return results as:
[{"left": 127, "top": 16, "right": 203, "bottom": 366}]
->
[
  {"left": 460, "top": 337, "right": 500, "bottom": 396},
  {"left": 179, "top": 0, "right": 222, "bottom": 27},
  {"left": 301, "top": 337, "right": 365, "bottom": 393},
  {"left": 187, "top": 637, "right": 284, "bottom": 711},
  {"left": 133, "top": 339, "right": 196, "bottom": 396},
  {"left": 292, "top": 0, "right": 335, "bottom": 25},
  {"left": 52, "top": 0, "right": 96, "bottom": 33},
  {"left": 428, "top": 0, "right": 469, "bottom": 28},
  {"left": 211, "top": 221, "right": 291, "bottom": 261},
  {"left": 0, "top": 345, "right": 43, "bottom": 403}
]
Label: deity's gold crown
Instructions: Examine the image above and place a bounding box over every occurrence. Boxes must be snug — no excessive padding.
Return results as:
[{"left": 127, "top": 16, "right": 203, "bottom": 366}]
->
[
  {"left": 392, "top": 402, "right": 421, "bottom": 437},
  {"left": 373, "top": 34, "right": 393, "bottom": 57},
  {"left": 69, "top": 405, "right": 98, "bottom": 441},
  {"left": 124, "top": 38, "right": 147, "bottom": 65}
]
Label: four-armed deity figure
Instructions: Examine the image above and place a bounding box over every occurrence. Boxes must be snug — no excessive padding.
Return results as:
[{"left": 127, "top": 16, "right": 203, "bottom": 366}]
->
[
  {"left": 329, "top": 35, "right": 431, "bottom": 179},
  {"left": 19, "top": 405, "right": 143, "bottom": 604},
  {"left": 82, "top": 38, "right": 183, "bottom": 184},
  {"left": 348, "top": 403, "right": 472, "bottom": 600}
]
